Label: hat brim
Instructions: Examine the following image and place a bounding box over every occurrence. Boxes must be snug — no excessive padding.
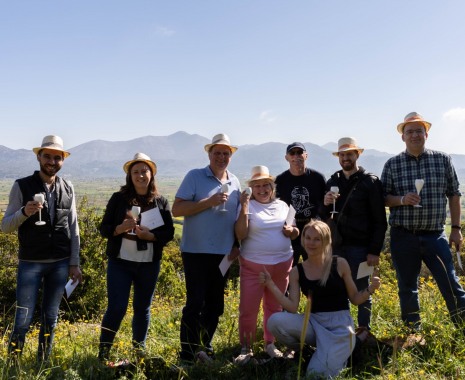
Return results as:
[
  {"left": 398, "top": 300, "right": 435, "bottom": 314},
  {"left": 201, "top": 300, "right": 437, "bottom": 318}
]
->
[
  {"left": 397, "top": 120, "right": 432, "bottom": 134},
  {"left": 332, "top": 148, "right": 364, "bottom": 156},
  {"left": 123, "top": 159, "right": 157, "bottom": 175},
  {"left": 33, "top": 147, "right": 70, "bottom": 158},
  {"left": 204, "top": 143, "right": 238, "bottom": 153}
]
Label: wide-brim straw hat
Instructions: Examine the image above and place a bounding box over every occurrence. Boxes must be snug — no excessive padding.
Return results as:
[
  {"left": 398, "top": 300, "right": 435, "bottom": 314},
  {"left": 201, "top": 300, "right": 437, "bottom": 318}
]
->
[
  {"left": 396, "top": 112, "right": 432, "bottom": 134},
  {"left": 332, "top": 137, "right": 364, "bottom": 156},
  {"left": 247, "top": 165, "right": 275, "bottom": 185},
  {"left": 123, "top": 152, "right": 157, "bottom": 175},
  {"left": 204, "top": 133, "right": 238, "bottom": 153},
  {"left": 32, "top": 135, "right": 70, "bottom": 158}
]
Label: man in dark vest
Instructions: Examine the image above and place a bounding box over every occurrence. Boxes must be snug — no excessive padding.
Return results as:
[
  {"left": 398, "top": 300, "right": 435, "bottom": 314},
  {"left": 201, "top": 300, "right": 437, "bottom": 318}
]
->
[{"left": 1, "top": 135, "right": 82, "bottom": 362}]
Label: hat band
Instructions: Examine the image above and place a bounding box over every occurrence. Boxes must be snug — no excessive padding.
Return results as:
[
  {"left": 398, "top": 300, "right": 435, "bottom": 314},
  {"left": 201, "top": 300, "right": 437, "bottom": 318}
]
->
[
  {"left": 42, "top": 142, "right": 63, "bottom": 149},
  {"left": 251, "top": 172, "right": 270, "bottom": 180},
  {"left": 338, "top": 144, "right": 359, "bottom": 151}
]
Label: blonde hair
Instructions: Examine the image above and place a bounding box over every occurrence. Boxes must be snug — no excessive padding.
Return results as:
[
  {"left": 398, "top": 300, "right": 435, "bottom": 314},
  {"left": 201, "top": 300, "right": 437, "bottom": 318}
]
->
[{"left": 301, "top": 220, "right": 333, "bottom": 286}]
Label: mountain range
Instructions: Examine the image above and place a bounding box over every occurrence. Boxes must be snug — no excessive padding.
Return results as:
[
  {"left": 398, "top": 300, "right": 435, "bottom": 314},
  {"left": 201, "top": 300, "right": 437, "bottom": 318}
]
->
[{"left": 1, "top": 131, "right": 464, "bottom": 182}]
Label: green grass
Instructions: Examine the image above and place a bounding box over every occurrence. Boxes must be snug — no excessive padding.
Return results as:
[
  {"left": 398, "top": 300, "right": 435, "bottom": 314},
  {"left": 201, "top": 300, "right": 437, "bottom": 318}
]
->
[{"left": 2, "top": 252, "right": 465, "bottom": 379}]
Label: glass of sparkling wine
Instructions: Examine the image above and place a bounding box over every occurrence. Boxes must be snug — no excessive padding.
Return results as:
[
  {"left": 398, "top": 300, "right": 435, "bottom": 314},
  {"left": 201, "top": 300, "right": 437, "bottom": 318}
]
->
[
  {"left": 330, "top": 186, "right": 339, "bottom": 218},
  {"left": 33, "top": 193, "right": 46, "bottom": 226},
  {"left": 414, "top": 179, "right": 424, "bottom": 208},
  {"left": 129, "top": 206, "right": 141, "bottom": 234},
  {"left": 220, "top": 183, "right": 229, "bottom": 212}
]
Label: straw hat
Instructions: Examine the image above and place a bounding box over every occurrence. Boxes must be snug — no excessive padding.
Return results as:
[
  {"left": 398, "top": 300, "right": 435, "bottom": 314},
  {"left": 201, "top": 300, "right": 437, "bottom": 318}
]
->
[
  {"left": 396, "top": 112, "right": 432, "bottom": 134},
  {"left": 204, "top": 133, "right": 238, "bottom": 153},
  {"left": 123, "top": 153, "right": 157, "bottom": 175},
  {"left": 332, "top": 137, "right": 364, "bottom": 156},
  {"left": 247, "top": 165, "right": 274, "bottom": 185},
  {"left": 32, "top": 135, "right": 70, "bottom": 158}
]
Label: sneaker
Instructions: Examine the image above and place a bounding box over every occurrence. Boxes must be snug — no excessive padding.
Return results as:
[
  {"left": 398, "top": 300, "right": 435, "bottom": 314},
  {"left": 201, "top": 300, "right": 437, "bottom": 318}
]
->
[
  {"left": 265, "top": 343, "right": 283, "bottom": 358},
  {"left": 234, "top": 348, "right": 253, "bottom": 365},
  {"left": 195, "top": 350, "right": 214, "bottom": 364}
]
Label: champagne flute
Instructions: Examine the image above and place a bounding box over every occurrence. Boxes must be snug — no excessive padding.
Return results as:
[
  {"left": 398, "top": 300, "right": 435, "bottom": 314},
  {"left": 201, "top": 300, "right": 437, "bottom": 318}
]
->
[
  {"left": 414, "top": 179, "right": 424, "bottom": 208},
  {"left": 244, "top": 187, "right": 252, "bottom": 215},
  {"left": 220, "top": 183, "right": 229, "bottom": 212},
  {"left": 33, "top": 193, "right": 46, "bottom": 226},
  {"left": 330, "top": 186, "right": 339, "bottom": 218},
  {"left": 129, "top": 205, "right": 141, "bottom": 234}
]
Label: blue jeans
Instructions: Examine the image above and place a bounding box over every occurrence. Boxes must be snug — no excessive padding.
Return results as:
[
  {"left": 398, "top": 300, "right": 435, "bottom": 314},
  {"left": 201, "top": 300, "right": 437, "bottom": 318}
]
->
[
  {"left": 180, "top": 252, "right": 227, "bottom": 361},
  {"left": 99, "top": 258, "right": 160, "bottom": 356},
  {"left": 9, "top": 259, "right": 69, "bottom": 361},
  {"left": 334, "top": 246, "right": 371, "bottom": 329},
  {"left": 390, "top": 227, "right": 465, "bottom": 327}
]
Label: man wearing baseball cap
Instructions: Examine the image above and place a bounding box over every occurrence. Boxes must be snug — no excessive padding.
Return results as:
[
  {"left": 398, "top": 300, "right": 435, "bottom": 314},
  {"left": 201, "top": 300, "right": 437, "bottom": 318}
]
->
[
  {"left": 324, "top": 137, "right": 387, "bottom": 333},
  {"left": 2, "top": 135, "right": 82, "bottom": 362},
  {"left": 275, "top": 142, "right": 326, "bottom": 265},
  {"left": 381, "top": 112, "right": 465, "bottom": 331}
]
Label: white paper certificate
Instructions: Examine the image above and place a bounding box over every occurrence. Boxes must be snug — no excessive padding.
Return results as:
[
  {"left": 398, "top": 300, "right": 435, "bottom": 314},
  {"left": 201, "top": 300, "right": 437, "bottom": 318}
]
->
[
  {"left": 285, "top": 205, "right": 296, "bottom": 226},
  {"left": 65, "top": 279, "right": 79, "bottom": 298},
  {"left": 357, "top": 261, "right": 374, "bottom": 279},
  {"left": 140, "top": 207, "right": 164, "bottom": 230}
]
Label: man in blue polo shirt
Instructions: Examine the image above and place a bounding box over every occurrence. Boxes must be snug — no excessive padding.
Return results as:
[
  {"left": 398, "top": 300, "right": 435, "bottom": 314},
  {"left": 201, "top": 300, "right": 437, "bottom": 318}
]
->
[
  {"left": 172, "top": 133, "right": 241, "bottom": 363},
  {"left": 382, "top": 112, "right": 464, "bottom": 331}
]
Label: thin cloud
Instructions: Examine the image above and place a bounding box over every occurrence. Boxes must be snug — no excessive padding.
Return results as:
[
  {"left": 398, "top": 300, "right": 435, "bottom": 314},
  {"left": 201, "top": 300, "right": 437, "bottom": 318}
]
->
[
  {"left": 259, "top": 110, "right": 277, "bottom": 124},
  {"left": 443, "top": 107, "right": 465, "bottom": 123},
  {"left": 155, "top": 26, "right": 175, "bottom": 36}
]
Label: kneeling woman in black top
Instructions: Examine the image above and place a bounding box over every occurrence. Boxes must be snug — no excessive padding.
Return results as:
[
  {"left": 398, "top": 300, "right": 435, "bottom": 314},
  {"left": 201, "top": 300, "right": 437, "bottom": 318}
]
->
[{"left": 260, "top": 220, "right": 380, "bottom": 378}]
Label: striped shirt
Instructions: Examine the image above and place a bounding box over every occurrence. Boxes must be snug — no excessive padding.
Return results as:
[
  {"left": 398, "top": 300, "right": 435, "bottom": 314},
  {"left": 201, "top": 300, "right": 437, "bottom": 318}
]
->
[{"left": 381, "top": 149, "right": 461, "bottom": 231}]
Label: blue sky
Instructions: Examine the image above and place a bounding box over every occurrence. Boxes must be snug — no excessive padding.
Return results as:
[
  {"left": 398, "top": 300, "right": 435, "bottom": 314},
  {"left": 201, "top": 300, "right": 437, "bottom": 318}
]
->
[{"left": 1, "top": 0, "right": 464, "bottom": 154}]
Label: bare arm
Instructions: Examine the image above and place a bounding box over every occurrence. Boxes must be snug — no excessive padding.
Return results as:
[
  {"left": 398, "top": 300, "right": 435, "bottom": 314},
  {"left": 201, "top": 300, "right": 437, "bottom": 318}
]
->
[
  {"left": 338, "top": 257, "right": 380, "bottom": 305},
  {"left": 448, "top": 195, "right": 463, "bottom": 251},
  {"left": 234, "top": 191, "right": 250, "bottom": 240},
  {"left": 260, "top": 266, "right": 300, "bottom": 313}
]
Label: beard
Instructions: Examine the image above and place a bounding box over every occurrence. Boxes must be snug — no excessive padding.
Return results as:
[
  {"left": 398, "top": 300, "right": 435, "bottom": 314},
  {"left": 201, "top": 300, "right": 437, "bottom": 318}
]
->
[
  {"left": 40, "top": 162, "right": 61, "bottom": 177},
  {"left": 341, "top": 160, "right": 356, "bottom": 172}
]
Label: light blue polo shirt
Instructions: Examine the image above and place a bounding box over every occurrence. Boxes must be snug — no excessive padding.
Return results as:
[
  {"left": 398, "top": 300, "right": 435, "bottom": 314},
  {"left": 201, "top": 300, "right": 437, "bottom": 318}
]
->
[{"left": 176, "top": 166, "right": 241, "bottom": 254}]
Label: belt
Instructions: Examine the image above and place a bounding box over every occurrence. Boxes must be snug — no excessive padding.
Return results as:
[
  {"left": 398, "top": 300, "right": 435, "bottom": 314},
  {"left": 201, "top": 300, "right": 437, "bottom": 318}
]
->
[{"left": 392, "top": 226, "right": 442, "bottom": 236}]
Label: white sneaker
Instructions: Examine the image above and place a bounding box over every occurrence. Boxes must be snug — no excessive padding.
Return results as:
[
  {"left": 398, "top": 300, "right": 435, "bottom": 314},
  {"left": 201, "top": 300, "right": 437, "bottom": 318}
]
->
[
  {"left": 265, "top": 343, "right": 283, "bottom": 358},
  {"left": 195, "top": 350, "right": 214, "bottom": 364}
]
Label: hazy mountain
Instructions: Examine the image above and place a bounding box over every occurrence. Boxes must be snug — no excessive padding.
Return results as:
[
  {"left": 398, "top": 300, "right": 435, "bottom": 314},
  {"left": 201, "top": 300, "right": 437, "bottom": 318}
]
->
[{"left": 0, "top": 131, "right": 464, "bottom": 181}]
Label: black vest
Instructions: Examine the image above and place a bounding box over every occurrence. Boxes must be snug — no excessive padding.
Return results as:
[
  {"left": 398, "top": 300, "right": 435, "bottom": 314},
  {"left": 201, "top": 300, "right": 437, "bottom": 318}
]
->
[{"left": 17, "top": 171, "right": 73, "bottom": 261}]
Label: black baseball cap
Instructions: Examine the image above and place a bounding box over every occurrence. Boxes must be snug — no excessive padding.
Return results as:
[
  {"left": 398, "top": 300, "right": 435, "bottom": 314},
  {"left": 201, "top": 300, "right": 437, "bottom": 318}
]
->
[{"left": 286, "top": 142, "right": 306, "bottom": 153}]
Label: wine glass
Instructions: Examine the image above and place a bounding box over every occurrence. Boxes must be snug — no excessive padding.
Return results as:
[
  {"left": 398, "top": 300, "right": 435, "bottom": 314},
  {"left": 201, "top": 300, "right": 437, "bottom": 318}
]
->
[
  {"left": 220, "top": 183, "right": 229, "bottom": 212},
  {"left": 243, "top": 187, "right": 252, "bottom": 215},
  {"left": 414, "top": 179, "right": 424, "bottom": 208},
  {"left": 33, "top": 193, "right": 46, "bottom": 226},
  {"left": 128, "top": 205, "right": 141, "bottom": 234},
  {"left": 330, "top": 186, "right": 339, "bottom": 218}
]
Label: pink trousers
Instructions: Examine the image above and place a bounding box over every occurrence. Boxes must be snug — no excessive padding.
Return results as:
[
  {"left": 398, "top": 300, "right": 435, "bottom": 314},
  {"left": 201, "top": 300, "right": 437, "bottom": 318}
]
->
[{"left": 238, "top": 256, "right": 293, "bottom": 346}]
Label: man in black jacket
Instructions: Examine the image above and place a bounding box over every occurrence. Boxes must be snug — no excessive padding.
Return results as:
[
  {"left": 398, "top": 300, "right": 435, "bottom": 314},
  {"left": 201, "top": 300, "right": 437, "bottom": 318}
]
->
[
  {"left": 1, "top": 135, "right": 82, "bottom": 362},
  {"left": 324, "top": 137, "right": 387, "bottom": 330}
]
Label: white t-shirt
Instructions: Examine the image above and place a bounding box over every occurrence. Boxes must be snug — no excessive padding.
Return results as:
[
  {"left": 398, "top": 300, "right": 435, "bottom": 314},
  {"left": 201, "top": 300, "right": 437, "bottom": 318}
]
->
[
  {"left": 239, "top": 199, "right": 293, "bottom": 265},
  {"left": 118, "top": 238, "right": 154, "bottom": 262}
]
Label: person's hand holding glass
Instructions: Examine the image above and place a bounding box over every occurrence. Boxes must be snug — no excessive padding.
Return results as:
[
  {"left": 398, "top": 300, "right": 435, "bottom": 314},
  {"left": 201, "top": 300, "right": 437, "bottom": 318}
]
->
[{"left": 220, "top": 183, "right": 229, "bottom": 212}]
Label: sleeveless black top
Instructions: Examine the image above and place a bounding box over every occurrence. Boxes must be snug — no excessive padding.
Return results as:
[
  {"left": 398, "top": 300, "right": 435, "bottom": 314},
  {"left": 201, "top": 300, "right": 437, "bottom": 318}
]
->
[{"left": 297, "top": 256, "right": 350, "bottom": 313}]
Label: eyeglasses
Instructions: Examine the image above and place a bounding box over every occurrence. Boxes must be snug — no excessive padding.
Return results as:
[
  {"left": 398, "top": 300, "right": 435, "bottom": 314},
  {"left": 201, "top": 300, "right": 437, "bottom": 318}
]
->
[
  {"left": 288, "top": 149, "right": 304, "bottom": 156},
  {"left": 404, "top": 129, "right": 425, "bottom": 136}
]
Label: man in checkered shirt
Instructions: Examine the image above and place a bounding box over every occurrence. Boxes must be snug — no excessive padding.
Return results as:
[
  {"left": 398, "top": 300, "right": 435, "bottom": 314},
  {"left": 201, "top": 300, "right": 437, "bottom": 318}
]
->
[{"left": 381, "top": 111, "right": 464, "bottom": 331}]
